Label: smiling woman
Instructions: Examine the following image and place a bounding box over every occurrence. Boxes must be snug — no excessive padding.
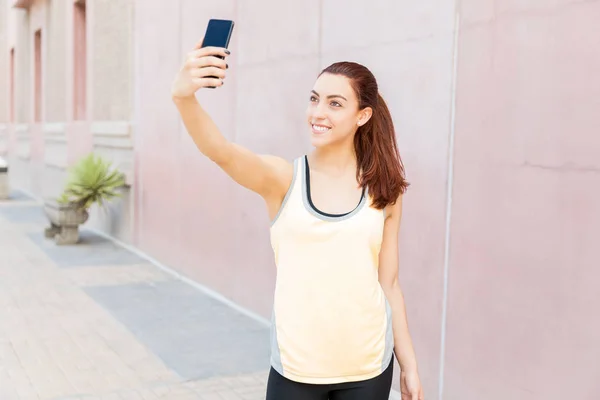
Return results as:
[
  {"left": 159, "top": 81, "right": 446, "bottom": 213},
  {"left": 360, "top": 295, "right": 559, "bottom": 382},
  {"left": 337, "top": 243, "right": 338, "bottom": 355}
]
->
[{"left": 172, "top": 48, "right": 423, "bottom": 399}]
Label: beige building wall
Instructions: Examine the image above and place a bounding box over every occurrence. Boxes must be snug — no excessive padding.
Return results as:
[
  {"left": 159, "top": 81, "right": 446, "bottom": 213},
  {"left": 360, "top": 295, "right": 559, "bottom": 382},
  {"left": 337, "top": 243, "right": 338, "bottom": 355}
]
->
[
  {"left": 0, "top": 0, "right": 7, "bottom": 122},
  {"left": 14, "top": 8, "right": 29, "bottom": 123},
  {"left": 0, "top": 0, "right": 135, "bottom": 228},
  {"left": 85, "top": 0, "right": 136, "bottom": 244},
  {"left": 44, "top": 0, "right": 67, "bottom": 122},
  {"left": 90, "top": 0, "right": 133, "bottom": 121}
]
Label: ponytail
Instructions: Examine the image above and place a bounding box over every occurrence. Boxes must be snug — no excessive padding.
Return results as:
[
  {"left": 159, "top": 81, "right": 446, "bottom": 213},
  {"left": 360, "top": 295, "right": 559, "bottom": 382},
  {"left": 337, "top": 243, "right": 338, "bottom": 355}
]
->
[{"left": 354, "top": 93, "right": 409, "bottom": 209}]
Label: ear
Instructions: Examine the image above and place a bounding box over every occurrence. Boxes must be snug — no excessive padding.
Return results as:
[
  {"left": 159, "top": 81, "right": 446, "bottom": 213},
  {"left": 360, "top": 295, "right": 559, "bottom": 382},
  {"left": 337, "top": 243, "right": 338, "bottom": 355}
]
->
[{"left": 357, "top": 107, "right": 373, "bottom": 127}]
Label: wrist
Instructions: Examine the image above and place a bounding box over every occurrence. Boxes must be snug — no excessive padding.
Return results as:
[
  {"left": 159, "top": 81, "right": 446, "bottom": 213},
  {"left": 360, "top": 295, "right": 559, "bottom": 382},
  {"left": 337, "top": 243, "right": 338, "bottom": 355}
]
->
[
  {"left": 398, "top": 357, "right": 419, "bottom": 374},
  {"left": 171, "top": 94, "right": 198, "bottom": 105},
  {"left": 401, "top": 366, "right": 419, "bottom": 375}
]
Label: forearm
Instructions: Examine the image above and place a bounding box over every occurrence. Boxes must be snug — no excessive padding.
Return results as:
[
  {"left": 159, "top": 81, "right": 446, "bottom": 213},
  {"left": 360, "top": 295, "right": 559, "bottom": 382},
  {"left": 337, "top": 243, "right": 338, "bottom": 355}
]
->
[
  {"left": 172, "top": 95, "right": 230, "bottom": 163},
  {"left": 385, "top": 282, "right": 419, "bottom": 372}
]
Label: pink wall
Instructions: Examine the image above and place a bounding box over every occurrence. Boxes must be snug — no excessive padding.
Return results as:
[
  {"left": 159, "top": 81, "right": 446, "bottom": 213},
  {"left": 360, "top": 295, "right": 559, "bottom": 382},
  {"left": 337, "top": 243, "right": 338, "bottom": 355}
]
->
[
  {"left": 444, "top": 1, "right": 600, "bottom": 399},
  {"left": 134, "top": 0, "right": 303, "bottom": 315}
]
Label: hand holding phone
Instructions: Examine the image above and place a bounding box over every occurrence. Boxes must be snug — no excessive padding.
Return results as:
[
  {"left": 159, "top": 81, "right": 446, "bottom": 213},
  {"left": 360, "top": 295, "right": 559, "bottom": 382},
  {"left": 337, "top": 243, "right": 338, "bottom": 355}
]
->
[
  {"left": 171, "top": 19, "right": 234, "bottom": 98},
  {"left": 201, "top": 19, "right": 234, "bottom": 88}
]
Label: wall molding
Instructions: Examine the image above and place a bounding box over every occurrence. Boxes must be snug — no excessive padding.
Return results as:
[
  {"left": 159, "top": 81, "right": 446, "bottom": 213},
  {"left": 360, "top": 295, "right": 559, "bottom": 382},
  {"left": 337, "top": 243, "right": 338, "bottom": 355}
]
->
[
  {"left": 43, "top": 122, "right": 66, "bottom": 134},
  {"left": 14, "top": 124, "right": 30, "bottom": 159},
  {"left": 91, "top": 121, "right": 131, "bottom": 136},
  {"left": 15, "top": 124, "right": 29, "bottom": 135},
  {"left": 43, "top": 123, "right": 68, "bottom": 169},
  {"left": 2, "top": 120, "right": 134, "bottom": 178},
  {"left": 92, "top": 120, "right": 133, "bottom": 149},
  {"left": 17, "top": 141, "right": 30, "bottom": 160},
  {"left": 43, "top": 122, "right": 67, "bottom": 142},
  {"left": 92, "top": 120, "right": 134, "bottom": 186},
  {"left": 0, "top": 125, "right": 7, "bottom": 155}
]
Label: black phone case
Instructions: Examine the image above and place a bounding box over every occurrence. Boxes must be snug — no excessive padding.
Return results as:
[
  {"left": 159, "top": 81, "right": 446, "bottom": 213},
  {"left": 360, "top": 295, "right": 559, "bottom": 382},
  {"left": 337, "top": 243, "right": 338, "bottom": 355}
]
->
[{"left": 202, "top": 20, "right": 234, "bottom": 88}]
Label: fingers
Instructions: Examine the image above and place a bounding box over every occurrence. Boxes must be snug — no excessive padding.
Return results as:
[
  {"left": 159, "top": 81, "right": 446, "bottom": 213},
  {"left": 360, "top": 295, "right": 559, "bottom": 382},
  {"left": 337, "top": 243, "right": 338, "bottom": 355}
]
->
[
  {"left": 410, "top": 388, "right": 423, "bottom": 400},
  {"left": 187, "top": 46, "right": 230, "bottom": 61},
  {"left": 401, "top": 388, "right": 420, "bottom": 400},
  {"left": 192, "top": 77, "right": 224, "bottom": 88},
  {"left": 188, "top": 56, "right": 227, "bottom": 70},
  {"left": 190, "top": 66, "right": 226, "bottom": 80},
  {"left": 182, "top": 42, "right": 230, "bottom": 90}
]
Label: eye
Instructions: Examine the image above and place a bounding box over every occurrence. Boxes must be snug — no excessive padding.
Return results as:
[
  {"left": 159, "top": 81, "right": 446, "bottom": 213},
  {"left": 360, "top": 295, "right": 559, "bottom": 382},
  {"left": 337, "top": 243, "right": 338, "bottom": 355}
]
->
[
  {"left": 310, "top": 95, "right": 318, "bottom": 102},
  {"left": 330, "top": 101, "right": 342, "bottom": 107}
]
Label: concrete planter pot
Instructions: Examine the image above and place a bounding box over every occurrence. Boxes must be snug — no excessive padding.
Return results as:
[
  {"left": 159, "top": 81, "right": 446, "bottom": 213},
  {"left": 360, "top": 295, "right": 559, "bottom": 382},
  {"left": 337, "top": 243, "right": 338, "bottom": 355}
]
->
[{"left": 43, "top": 199, "right": 89, "bottom": 245}]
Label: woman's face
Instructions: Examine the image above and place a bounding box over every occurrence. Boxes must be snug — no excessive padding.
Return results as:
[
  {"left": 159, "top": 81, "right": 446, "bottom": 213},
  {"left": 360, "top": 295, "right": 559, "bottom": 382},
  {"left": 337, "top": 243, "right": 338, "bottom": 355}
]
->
[{"left": 306, "top": 73, "right": 371, "bottom": 148}]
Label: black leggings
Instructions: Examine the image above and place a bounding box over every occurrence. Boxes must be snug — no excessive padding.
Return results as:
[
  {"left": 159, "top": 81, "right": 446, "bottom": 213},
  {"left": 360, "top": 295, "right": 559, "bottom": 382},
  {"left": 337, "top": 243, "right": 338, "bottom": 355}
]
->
[{"left": 266, "top": 357, "right": 394, "bottom": 400}]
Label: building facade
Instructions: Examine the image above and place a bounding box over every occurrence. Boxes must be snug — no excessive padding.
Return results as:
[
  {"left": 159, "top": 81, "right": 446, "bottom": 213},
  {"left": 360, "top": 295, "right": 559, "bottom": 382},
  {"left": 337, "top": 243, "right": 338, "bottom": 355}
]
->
[{"left": 1, "top": 1, "right": 599, "bottom": 399}]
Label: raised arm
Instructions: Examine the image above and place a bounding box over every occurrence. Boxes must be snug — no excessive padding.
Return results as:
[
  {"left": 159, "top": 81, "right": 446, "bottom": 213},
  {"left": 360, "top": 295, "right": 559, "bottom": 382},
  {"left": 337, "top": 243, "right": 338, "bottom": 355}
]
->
[{"left": 171, "top": 41, "right": 292, "bottom": 205}]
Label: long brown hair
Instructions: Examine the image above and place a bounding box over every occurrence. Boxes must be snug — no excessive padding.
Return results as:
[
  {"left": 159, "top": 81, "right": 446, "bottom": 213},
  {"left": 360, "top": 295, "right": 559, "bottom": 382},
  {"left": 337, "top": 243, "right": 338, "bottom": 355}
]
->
[{"left": 319, "top": 61, "right": 409, "bottom": 209}]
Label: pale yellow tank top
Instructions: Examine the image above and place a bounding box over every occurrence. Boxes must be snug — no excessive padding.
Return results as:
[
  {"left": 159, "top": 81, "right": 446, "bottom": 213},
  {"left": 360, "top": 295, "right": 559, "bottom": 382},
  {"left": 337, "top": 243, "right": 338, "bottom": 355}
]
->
[{"left": 269, "top": 155, "right": 394, "bottom": 384}]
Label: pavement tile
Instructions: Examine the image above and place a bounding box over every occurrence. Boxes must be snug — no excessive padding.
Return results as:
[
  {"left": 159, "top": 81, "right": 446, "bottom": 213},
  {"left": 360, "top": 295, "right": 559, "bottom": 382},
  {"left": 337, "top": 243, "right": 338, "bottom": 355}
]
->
[
  {"left": 0, "top": 201, "right": 269, "bottom": 400},
  {"left": 26, "top": 231, "right": 147, "bottom": 268}
]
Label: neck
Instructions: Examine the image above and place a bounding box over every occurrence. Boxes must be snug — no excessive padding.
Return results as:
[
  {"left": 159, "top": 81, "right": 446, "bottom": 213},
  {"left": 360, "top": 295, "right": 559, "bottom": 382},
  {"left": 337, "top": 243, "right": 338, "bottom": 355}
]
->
[{"left": 310, "top": 138, "right": 357, "bottom": 175}]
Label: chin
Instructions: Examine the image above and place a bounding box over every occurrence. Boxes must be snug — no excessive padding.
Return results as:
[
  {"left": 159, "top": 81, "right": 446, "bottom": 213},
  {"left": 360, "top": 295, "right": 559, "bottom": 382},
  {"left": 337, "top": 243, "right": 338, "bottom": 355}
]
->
[
  {"left": 308, "top": 124, "right": 334, "bottom": 147},
  {"left": 309, "top": 132, "right": 332, "bottom": 148}
]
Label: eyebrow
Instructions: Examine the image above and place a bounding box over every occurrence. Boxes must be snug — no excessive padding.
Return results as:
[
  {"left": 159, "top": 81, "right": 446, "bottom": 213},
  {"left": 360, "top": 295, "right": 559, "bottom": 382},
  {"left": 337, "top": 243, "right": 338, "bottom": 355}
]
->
[{"left": 311, "top": 90, "right": 347, "bottom": 102}]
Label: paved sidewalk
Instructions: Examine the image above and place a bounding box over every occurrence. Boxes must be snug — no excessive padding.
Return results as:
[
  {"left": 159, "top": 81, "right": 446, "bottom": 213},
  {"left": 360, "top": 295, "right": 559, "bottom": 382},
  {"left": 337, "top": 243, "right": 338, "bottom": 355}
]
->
[{"left": 0, "top": 191, "right": 270, "bottom": 400}]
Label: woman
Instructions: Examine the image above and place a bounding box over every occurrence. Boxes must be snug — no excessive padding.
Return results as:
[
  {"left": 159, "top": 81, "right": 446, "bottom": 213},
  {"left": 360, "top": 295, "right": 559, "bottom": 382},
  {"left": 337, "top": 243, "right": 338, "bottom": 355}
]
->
[{"left": 171, "top": 40, "right": 424, "bottom": 400}]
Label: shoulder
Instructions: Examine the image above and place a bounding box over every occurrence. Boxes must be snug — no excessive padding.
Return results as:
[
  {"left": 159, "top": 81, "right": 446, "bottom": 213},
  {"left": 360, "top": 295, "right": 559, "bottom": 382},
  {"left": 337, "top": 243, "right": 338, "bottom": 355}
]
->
[
  {"left": 259, "top": 154, "right": 294, "bottom": 171},
  {"left": 260, "top": 154, "right": 305, "bottom": 177},
  {"left": 258, "top": 154, "right": 296, "bottom": 198}
]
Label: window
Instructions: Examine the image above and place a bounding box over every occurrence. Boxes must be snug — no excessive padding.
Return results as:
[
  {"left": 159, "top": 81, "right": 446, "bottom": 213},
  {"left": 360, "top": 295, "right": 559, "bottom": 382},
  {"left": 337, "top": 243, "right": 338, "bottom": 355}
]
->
[
  {"left": 9, "top": 48, "right": 15, "bottom": 123},
  {"left": 34, "top": 29, "right": 42, "bottom": 122},
  {"left": 73, "top": 0, "right": 87, "bottom": 120}
]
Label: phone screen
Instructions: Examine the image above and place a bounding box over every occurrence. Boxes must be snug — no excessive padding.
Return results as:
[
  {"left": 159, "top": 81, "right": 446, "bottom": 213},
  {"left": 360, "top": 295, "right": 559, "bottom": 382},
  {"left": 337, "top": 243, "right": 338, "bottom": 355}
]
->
[{"left": 202, "top": 19, "right": 234, "bottom": 49}]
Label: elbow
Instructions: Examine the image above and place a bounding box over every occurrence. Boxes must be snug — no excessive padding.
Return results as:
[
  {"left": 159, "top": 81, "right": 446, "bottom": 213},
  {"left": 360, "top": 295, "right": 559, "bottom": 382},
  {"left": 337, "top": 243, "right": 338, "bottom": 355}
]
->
[
  {"left": 379, "top": 276, "right": 399, "bottom": 295},
  {"left": 208, "top": 143, "right": 234, "bottom": 167}
]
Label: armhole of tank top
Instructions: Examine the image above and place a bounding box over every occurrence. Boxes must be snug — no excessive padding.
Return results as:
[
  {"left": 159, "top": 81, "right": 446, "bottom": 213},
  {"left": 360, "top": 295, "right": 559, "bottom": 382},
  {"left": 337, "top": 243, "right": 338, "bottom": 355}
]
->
[{"left": 270, "top": 157, "right": 300, "bottom": 227}]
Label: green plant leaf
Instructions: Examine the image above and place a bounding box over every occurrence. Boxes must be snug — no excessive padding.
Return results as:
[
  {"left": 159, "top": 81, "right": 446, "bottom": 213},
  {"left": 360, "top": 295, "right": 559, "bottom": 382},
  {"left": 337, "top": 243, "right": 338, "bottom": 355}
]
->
[{"left": 60, "top": 153, "right": 126, "bottom": 210}]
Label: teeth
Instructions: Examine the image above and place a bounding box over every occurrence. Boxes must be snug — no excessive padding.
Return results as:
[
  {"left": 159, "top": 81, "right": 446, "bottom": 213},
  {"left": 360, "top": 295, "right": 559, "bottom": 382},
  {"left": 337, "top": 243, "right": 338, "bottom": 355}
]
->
[{"left": 312, "top": 124, "right": 330, "bottom": 132}]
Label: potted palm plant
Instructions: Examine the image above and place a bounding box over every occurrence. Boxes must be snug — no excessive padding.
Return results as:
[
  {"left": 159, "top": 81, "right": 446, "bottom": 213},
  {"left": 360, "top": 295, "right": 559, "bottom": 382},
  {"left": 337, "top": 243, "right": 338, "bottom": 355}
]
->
[{"left": 44, "top": 153, "right": 125, "bottom": 245}]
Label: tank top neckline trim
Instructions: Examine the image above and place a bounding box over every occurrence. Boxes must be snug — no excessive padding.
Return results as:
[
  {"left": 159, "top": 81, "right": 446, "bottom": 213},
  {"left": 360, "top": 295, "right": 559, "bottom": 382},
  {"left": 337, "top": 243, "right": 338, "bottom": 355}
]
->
[
  {"left": 270, "top": 155, "right": 372, "bottom": 227},
  {"left": 302, "top": 155, "right": 368, "bottom": 222}
]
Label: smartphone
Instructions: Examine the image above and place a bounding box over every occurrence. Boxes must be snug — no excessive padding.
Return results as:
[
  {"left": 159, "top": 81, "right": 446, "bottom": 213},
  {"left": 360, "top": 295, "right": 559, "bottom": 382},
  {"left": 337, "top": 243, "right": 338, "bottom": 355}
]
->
[{"left": 201, "top": 19, "right": 234, "bottom": 88}]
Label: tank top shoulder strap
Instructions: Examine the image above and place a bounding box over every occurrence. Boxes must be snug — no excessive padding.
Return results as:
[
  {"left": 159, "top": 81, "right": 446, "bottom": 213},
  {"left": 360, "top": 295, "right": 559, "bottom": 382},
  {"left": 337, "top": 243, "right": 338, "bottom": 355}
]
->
[{"left": 270, "top": 155, "right": 304, "bottom": 227}]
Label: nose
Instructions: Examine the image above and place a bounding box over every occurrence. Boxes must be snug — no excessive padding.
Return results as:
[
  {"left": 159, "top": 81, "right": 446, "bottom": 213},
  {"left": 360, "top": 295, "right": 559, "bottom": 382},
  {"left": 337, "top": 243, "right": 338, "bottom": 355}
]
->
[{"left": 311, "top": 101, "right": 328, "bottom": 120}]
